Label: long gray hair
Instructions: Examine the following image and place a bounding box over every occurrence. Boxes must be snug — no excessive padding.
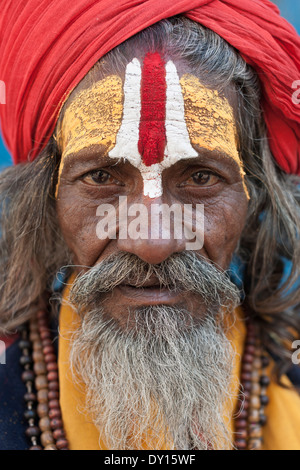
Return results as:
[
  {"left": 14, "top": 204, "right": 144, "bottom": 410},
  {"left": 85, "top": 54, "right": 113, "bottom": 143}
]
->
[{"left": 0, "top": 17, "right": 299, "bottom": 381}]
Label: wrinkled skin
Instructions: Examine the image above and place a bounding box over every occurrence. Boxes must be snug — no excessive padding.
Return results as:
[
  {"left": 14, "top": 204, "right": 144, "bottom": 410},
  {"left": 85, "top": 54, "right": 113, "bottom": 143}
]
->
[{"left": 56, "top": 53, "right": 249, "bottom": 329}]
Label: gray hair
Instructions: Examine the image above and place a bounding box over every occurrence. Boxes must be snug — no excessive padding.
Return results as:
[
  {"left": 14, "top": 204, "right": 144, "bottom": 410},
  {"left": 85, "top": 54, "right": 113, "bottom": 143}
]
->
[{"left": 0, "top": 16, "right": 299, "bottom": 380}]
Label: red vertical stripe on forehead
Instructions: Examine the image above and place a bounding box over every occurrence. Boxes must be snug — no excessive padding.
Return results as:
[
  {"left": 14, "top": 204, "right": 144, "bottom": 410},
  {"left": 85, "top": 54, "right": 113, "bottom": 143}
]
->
[{"left": 138, "top": 52, "right": 166, "bottom": 167}]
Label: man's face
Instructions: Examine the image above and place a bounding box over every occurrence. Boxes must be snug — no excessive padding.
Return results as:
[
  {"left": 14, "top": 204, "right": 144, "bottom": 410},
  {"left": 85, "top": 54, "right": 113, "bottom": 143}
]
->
[{"left": 56, "top": 51, "right": 249, "bottom": 328}]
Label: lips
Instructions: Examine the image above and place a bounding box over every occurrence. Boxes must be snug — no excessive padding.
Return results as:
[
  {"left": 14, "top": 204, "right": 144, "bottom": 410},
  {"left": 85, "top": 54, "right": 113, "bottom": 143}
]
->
[{"left": 116, "top": 274, "right": 181, "bottom": 305}]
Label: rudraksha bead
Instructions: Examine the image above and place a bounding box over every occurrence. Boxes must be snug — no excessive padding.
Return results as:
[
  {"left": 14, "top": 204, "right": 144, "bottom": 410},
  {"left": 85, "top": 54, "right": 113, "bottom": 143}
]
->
[
  {"left": 50, "top": 418, "right": 63, "bottom": 430},
  {"left": 49, "top": 408, "right": 61, "bottom": 420},
  {"left": 22, "top": 370, "right": 35, "bottom": 383},
  {"left": 48, "top": 390, "right": 59, "bottom": 400},
  {"left": 234, "top": 320, "right": 270, "bottom": 450},
  {"left": 34, "top": 361, "right": 47, "bottom": 375},
  {"left": 235, "top": 439, "right": 247, "bottom": 450},
  {"left": 260, "top": 375, "right": 270, "bottom": 387},
  {"left": 248, "top": 438, "right": 262, "bottom": 450},
  {"left": 37, "top": 403, "right": 49, "bottom": 418},
  {"left": 35, "top": 375, "right": 48, "bottom": 390},
  {"left": 24, "top": 409, "right": 37, "bottom": 421},
  {"left": 235, "top": 419, "right": 247, "bottom": 429},
  {"left": 48, "top": 381, "right": 59, "bottom": 391},
  {"left": 43, "top": 345, "right": 55, "bottom": 356},
  {"left": 47, "top": 371, "right": 58, "bottom": 382},
  {"left": 49, "top": 399, "right": 60, "bottom": 409},
  {"left": 40, "top": 430, "right": 55, "bottom": 447},
  {"left": 25, "top": 426, "right": 40, "bottom": 438},
  {"left": 20, "top": 355, "right": 33, "bottom": 366},
  {"left": 24, "top": 392, "right": 36, "bottom": 403},
  {"left": 37, "top": 389, "right": 48, "bottom": 403},
  {"left": 19, "top": 340, "right": 31, "bottom": 350},
  {"left": 56, "top": 439, "right": 69, "bottom": 450},
  {"left": 53, "top": 429, "right": 65, "bottom": 440},
  {"left": 39, "top": 416, "right": 51, "bottom": 432},
  {"left": 260, "top": 394, "right": 269, "bottom": 406}
]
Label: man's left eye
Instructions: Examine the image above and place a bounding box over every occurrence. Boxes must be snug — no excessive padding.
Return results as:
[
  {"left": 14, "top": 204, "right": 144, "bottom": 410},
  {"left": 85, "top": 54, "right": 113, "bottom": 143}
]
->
[
  {"left": 185, "top": 171, "right": 220, "bottom": 187},
  {"left": 82, "top": 170, "right": 118, "bottom": 185}
]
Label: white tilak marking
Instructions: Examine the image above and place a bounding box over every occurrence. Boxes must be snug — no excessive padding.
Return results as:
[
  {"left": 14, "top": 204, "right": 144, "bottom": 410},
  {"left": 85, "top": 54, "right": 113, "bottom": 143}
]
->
[
  {"left": 109, "top": 58, "right": 197, "bottom": 198},
  {"left": 109, "top": 58, "right": 141, "bottom": 165},
  {"left": 164, "top": 61, "right": 198, "bottom": 166}
]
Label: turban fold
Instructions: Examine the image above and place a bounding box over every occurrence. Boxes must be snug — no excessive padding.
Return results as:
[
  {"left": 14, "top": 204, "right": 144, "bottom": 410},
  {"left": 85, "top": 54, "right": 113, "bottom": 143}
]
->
[{"left": 0, "top": 0, "right": 299, "bottom": 174}]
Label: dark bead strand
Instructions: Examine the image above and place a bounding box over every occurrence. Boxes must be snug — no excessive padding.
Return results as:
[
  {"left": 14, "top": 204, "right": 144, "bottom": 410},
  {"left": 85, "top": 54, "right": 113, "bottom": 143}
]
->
[
  {"left": 36, "top": 310, "right": 69, "bottom": 450},
  {"left": 248, "top": 343, "right": 271, "bottom": 450},
  {"left": 247, "top": 338, "right": 263, "bottom": 450},
  {"left": 20, "top": 311, "right": 69, "bottom": 450},
  {"left": 234, "top": 321, "right": 270, "bottom": 450},
  {"left": 259, "top": 353, "right": 270, "bottom": 428},
  {"left": 31, "top": 316, "right": 57, "bottom": 451},
  {"left": 234, "top": 321, "right": 255, "bottom": 450},
  {"left": 19, "top": 324, "right": 42, "bottom": 450}
]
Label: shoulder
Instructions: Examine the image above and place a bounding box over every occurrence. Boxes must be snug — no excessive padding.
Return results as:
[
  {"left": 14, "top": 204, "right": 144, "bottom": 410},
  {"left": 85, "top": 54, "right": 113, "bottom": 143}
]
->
[{"left": 0, "top": 335, "right": 29, "bottom": 450}]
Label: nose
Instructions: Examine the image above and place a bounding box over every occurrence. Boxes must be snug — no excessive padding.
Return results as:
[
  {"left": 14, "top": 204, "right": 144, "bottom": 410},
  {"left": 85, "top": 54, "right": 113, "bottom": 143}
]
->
[
  {"left": 117, "top": 196, "right": 187, "bottom": 265},
  {"left": 118, "top": 237, "right": 186, "bottom": 265}
]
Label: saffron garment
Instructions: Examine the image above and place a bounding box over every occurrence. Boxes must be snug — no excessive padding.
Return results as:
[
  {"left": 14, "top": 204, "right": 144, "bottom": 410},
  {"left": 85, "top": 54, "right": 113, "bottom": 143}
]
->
[
  {"left": 0, "top": 0, "right": 300, "bottom": 174},
  {"left": 58, "top": 279, "right": 300, "bottom": 450}
]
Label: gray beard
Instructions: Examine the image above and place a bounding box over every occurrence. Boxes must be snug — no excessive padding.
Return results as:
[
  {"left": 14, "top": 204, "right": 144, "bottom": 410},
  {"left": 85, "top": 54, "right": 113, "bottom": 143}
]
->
[
  {"left": 69, "top": 304, "right": 236, "bottom": 450},
  {"left": 68, "top": 252, "right": 241, "bottom": 449}
]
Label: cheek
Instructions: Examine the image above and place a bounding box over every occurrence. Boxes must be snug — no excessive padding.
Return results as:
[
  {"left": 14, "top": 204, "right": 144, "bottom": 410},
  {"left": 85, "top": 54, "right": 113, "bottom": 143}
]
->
[
  {"left": 202, "top": 194, "right": 248, "bottom": 269},
  {"left": 56, "top": 191, "right": 108, "bottom": 268}
]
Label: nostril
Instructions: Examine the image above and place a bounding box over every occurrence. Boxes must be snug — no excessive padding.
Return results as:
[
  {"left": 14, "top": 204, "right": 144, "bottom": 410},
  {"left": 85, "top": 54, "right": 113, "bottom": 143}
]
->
[{"left": 117, "top": 237, "right": 186, "bottom": 265}]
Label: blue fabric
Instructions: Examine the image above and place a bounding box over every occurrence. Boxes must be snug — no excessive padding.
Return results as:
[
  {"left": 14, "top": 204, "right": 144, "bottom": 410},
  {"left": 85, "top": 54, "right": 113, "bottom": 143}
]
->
[
  {"left": 0, "top": 338, "right": 28, "bottom": 450},
  {"left": 274, "top": 0, "right": 300, "bottom": 33},
  {"left": 0, "top": 317, "right": 59, "bottom": 450},
  {"left": 229, "top": 253, "right": 245, "bottom": 291},
  {"left": 0, "top": 137, "right": 11, "bottom": 169},
  {"left": 288, "top": 365, "right": 300, "bottom": 387}
]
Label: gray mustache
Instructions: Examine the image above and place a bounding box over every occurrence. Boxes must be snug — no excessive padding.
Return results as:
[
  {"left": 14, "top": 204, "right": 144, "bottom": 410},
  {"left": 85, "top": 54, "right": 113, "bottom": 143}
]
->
[{"left": 69, "top": 251, "right": 241, "bottom": 309}]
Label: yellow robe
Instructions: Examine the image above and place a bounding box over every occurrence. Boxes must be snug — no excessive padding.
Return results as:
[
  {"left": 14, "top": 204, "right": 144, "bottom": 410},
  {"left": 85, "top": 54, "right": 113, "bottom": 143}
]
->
[{"left": 58, "top": 282, "right": 300, "bottom": 450}]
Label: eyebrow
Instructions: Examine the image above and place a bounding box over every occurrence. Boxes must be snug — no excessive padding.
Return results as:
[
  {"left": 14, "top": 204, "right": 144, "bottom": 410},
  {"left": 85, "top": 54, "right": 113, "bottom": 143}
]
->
[
  {"left": 61, "top": 145, "right": 122, "bottom": 171},
  {"left": 171, "top": 147, "right": 244, "bottom": 172},
  {"left": 61, "top": 142, "right": 243, "bottom": 177}
]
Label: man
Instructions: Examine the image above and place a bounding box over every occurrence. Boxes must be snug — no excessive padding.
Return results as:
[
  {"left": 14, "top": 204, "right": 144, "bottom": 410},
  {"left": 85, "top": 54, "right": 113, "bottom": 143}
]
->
[{"left": 0, "top": 0, "right": 300, "bottom": 451}]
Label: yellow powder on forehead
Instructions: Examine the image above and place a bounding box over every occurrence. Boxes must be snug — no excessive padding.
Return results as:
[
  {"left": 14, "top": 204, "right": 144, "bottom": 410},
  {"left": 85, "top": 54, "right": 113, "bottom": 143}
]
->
[
  {"left": 58, "top": 75, "right": 123, "bottom": 162},
  {"left": 180, "top": 74, "right": 249, "bottom": 199},
  {"left": 180, "top": 74, "right": 241, "bottom": 166}
]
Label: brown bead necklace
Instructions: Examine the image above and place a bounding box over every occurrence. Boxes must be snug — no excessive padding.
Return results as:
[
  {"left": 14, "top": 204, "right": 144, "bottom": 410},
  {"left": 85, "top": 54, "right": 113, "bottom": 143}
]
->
[
  {"left": 234, "top": 320, "right": 270, "bottom": 450},
  {"left": 19, "top": 310, "right": 270, "bottom": 450},
  {"left": 20, "top": 310, "right": 68, "bottom": 450}
]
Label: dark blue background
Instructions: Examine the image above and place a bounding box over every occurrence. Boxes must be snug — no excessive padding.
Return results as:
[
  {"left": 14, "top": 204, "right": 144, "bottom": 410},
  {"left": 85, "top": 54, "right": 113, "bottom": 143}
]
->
[{"left": 0, "top": 0, "right": 299, "bottom": 168}]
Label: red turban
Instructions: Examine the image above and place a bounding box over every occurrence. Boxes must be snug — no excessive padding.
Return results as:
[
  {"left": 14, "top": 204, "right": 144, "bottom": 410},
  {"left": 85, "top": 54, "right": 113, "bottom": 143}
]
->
[{"left": 0, "top": 0, "right": 299, "bottom": 174}]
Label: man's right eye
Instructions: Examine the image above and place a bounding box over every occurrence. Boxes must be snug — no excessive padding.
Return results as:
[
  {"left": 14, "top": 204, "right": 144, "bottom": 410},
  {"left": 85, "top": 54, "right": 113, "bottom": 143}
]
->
[{"left": 82, "top": 170, "right": 119, "bottom": 186}]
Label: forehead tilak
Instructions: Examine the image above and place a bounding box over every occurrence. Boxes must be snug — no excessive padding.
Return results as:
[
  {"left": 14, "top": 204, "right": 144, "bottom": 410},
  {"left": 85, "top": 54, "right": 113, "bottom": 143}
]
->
[
  {"left": 57, "top": 52, "right": 244, "bottom": 199},
  {"left": 58, "top": 75, "right": 123, "bottom": 160}
]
